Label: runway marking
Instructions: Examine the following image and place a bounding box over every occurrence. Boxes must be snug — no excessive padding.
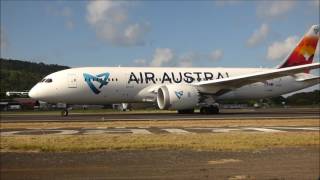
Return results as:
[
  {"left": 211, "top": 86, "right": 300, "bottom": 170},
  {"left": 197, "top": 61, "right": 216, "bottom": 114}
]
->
[
  {"left": 130, "top": 129, "right": 152, "bottom": 134},
  {"left": 50, "top": 130, "right": 79, "bottom": 135},
  {"left": 270, "top": 127, "right": 320, "bottom": 131},
  {"left": 0, "top": 131, "right": 21, "bottom": 136},
  {"left": 83, "top": 130, "right": 107, "bottom": 135},
  {"left": 208, "top": 159, "right": 242, "bottom": 165},
  {"left": 187, "top": 127, "right": 215, "bottom": 130},
  {"left": 211, "top": 128, "right": 240, "bottom": 133},
  {"left": 0, "top": 127, "right": 318, "bottom": 136},
  {"left": 243, "top": 128, "right": 285, "bottom": 133},
  {"left": 82, "top": 129, "right": 152, "bottom": 134},
  {"left": 161, "top": 128, "right": 192, "bottom": 134}
]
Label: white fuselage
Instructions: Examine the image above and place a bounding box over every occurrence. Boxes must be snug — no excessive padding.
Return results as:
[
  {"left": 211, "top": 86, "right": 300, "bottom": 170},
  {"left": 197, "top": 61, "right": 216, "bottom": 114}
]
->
[{"left": 29, "top": 67, "right": 317, "bottom": 105}]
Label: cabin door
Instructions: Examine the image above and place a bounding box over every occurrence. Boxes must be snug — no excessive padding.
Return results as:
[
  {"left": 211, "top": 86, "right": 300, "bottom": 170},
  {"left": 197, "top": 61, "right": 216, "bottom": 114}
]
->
[{"left": 68, "top": 74, "right": 77, "bottom": 88}]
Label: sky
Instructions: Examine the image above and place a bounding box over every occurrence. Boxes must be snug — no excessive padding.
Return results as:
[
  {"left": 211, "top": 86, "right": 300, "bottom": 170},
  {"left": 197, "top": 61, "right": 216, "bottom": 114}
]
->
[{"left": 1, "top": 0, "right": 319, "bottom": 70}]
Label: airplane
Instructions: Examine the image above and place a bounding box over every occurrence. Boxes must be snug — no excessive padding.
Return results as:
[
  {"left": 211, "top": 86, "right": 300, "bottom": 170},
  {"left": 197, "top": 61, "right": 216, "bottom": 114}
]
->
[{"left": 29, "top": 25, "right": 320, "bottom": 116}]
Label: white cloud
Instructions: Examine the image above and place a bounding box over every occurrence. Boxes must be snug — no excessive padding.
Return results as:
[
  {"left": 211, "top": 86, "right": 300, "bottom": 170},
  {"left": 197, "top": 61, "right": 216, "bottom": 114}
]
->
[
  {"left": 86, "top": 1, "right": 124, "bottom": 25},
  {"left": 267, "top": 36, "right": 299, "bottom": 61},
  {"left": 178, "top": 53, "right": 198, "bottom": 67},
  {"left": 215, "top": 0, "right": 241, "bottom": 6},
  {"left": 312, "top": 0, "right": 320, "bottom": 7},
  {"left": 65, "top": 20, "right": 74, "bottom": 30},
  {"left": 134, "top": 48, "right": 224, "bottom": 67},
  {"left": 47, "top": 6, "right": 75, "bottom": 30},
  {"left": 0, "top": 28, "right": 8, "bottom": 50},
  {"left": 247, "top": 23, "right": 269, "bottom": 47},
  {"left": 86, "top": 1, "right": 150, "bottom": 46},
  {"left": 209, "top": 49, "right": 224, "bottom": 61},
  {"left": 257, "top": 1, "right": 296, "bottom": 19},
  {"left": 133, "top": 59, "right": 147, "bottom": 66},
  {"left": 150, "top": 48, "right": 174, "bottom": 67},
  {"left": 61, "top": 7, "right": 72, "bottom": 18}
]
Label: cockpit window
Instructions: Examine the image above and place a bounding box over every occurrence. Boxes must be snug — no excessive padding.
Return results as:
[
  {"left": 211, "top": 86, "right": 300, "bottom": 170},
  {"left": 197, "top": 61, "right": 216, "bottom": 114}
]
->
[
  {"left": 39, "top": 79, "right": 46, "bottom": 83},
  {"left": 45, "top": 79, "right": 53, "bottom": 83}
]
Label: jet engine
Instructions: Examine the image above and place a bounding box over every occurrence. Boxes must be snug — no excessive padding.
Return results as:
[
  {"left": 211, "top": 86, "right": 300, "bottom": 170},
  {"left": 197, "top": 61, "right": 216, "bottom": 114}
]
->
[{"left": 156, "top": 84, "right": 199, "bottom": 110}]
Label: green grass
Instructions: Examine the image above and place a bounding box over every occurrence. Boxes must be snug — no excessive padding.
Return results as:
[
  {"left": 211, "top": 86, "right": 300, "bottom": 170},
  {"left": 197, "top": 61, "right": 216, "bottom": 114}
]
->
[{"left": 1, "top": 132, "right": 319, "bottom": 152}]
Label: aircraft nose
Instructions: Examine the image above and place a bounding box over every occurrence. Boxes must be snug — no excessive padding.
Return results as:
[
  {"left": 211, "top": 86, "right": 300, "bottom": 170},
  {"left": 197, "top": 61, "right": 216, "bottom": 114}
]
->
[{"left": 28, "top": 85, "right": 40, "bottom": 99}]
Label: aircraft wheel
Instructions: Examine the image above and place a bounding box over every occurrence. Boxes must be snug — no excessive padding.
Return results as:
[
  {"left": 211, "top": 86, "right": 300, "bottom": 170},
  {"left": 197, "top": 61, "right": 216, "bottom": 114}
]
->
[
  {"left": 177, "top": 109, "right": 194, "bottom": 114},
  {"left": 200, "top": 107, "right": 209, "bottom": 114},
  {"left": 200, "top": 106, "right": 219, "bottom": 114},
  {"left": 209, "top": 105, "right": 219, "bottom": 114},
  {"left": 61, "top": 109, "right": 69, "bottom": 116}
]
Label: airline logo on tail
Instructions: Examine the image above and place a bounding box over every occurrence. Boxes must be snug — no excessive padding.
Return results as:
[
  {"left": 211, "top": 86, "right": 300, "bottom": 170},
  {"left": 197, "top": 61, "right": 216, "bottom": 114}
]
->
[
  {"left": 83, "top": 72, "right": 110, "bottom": 94},
  {"left": 314, "top": 26, "right": 319, "bottom": 34},
  {"left": 279, "top": 25, "right": 319, "bottom": 69}
]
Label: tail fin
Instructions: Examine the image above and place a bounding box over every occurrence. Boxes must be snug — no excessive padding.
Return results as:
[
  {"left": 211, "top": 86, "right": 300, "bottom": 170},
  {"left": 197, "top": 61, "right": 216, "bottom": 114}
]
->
[{"left": 278, "top": 25, "right": 319, "bottom": 69}]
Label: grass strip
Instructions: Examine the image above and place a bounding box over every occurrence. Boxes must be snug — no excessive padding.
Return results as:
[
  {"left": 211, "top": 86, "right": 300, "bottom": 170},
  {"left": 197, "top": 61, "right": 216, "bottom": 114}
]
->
[{"left": 1, "top": 132, "right": 318, "bottom": 152}]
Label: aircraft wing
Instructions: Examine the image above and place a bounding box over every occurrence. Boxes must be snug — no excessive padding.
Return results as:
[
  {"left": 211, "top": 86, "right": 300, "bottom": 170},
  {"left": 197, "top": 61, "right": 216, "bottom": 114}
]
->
[{"left": 195, "top": 63, "right": 320, "bottom": 94}]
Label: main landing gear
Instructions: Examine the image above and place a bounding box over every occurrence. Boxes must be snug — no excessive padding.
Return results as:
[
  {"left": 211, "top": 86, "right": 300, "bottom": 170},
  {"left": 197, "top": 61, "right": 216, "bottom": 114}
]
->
[
  {"left": 61, "top": 105, "right": 70, "bottom": 116},
  {"left": 177, "top": 109, "right": 195, "bottom": 114},
  {"left": 177, "top": 104, "right": 220, "bottom": 114},
  {"left": 200, "top": 105, "right": 219, "bottom": 114}
]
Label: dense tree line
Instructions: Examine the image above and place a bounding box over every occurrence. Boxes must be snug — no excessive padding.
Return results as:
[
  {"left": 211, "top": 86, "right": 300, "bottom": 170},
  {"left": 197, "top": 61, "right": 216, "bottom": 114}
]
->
[
  {"left": 286, "top": 90, "right": 319, "bottom": 106},
  {"left": 219, "top": 90, "right": 319, "bottom": 106},
  {"left": 0, "top": 58, "right": 69, "bottom": 98}
]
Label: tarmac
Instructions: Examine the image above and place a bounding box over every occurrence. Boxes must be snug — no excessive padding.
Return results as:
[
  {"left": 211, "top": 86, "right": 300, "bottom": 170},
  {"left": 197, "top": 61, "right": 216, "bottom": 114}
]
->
[{"left": 1, "top": 107, "right": 319, "bottom": 123}]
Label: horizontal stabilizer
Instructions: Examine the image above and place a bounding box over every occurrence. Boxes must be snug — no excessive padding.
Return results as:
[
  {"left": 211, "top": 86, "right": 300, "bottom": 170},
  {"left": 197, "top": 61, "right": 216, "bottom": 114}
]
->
[{"left": 295, "top": 76, "right": 320, "bottom": 82}]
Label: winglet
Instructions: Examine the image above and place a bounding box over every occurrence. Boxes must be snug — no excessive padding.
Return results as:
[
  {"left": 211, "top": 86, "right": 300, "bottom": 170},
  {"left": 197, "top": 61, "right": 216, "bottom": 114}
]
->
[{"left": 278, "top": 25, "right": 319, "bottom": 69}]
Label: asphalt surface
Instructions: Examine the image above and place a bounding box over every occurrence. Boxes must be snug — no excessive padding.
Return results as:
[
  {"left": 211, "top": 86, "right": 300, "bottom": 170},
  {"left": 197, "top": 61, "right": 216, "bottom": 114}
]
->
[{"left": 1, "top": 108, "right": 319, "bottom": 122}]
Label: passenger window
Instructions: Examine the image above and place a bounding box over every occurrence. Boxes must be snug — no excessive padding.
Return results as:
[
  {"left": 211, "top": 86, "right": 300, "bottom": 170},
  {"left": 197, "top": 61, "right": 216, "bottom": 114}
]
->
[{"left": 45, "top": 79, "right": 53, "bottom": 83}]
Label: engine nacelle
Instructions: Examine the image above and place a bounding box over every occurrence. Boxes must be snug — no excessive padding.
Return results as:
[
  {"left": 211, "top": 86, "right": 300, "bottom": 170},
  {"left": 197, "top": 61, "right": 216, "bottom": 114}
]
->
[{"left": 157, "top": 84, "right": 199, "bottom": 110}]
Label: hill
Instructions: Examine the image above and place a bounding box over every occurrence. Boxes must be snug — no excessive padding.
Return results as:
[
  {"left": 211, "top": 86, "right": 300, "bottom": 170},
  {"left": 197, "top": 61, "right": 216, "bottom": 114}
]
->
[{"left": 0, "top": 58, "right": 69, "bottom": 97}]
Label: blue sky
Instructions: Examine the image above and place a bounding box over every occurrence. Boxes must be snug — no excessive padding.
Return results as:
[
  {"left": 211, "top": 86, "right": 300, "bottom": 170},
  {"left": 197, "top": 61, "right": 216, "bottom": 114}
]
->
[{"left": 1, "top": 0, "right": 319, "bottom": 69}]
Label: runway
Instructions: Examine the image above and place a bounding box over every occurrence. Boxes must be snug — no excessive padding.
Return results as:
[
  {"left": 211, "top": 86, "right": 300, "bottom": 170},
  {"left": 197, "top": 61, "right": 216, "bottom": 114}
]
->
[
  {"left": 1, "top": 108, "right": 319, "bottom": 123},
  {"left": 1, "top": 126, "right": 319, "bottom": 136}
]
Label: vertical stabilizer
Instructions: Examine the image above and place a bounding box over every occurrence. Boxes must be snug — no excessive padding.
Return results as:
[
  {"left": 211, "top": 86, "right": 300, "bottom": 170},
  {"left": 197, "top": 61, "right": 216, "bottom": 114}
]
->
[{"left": 278, "top": 25, "right": 319, "bottom": 69}]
